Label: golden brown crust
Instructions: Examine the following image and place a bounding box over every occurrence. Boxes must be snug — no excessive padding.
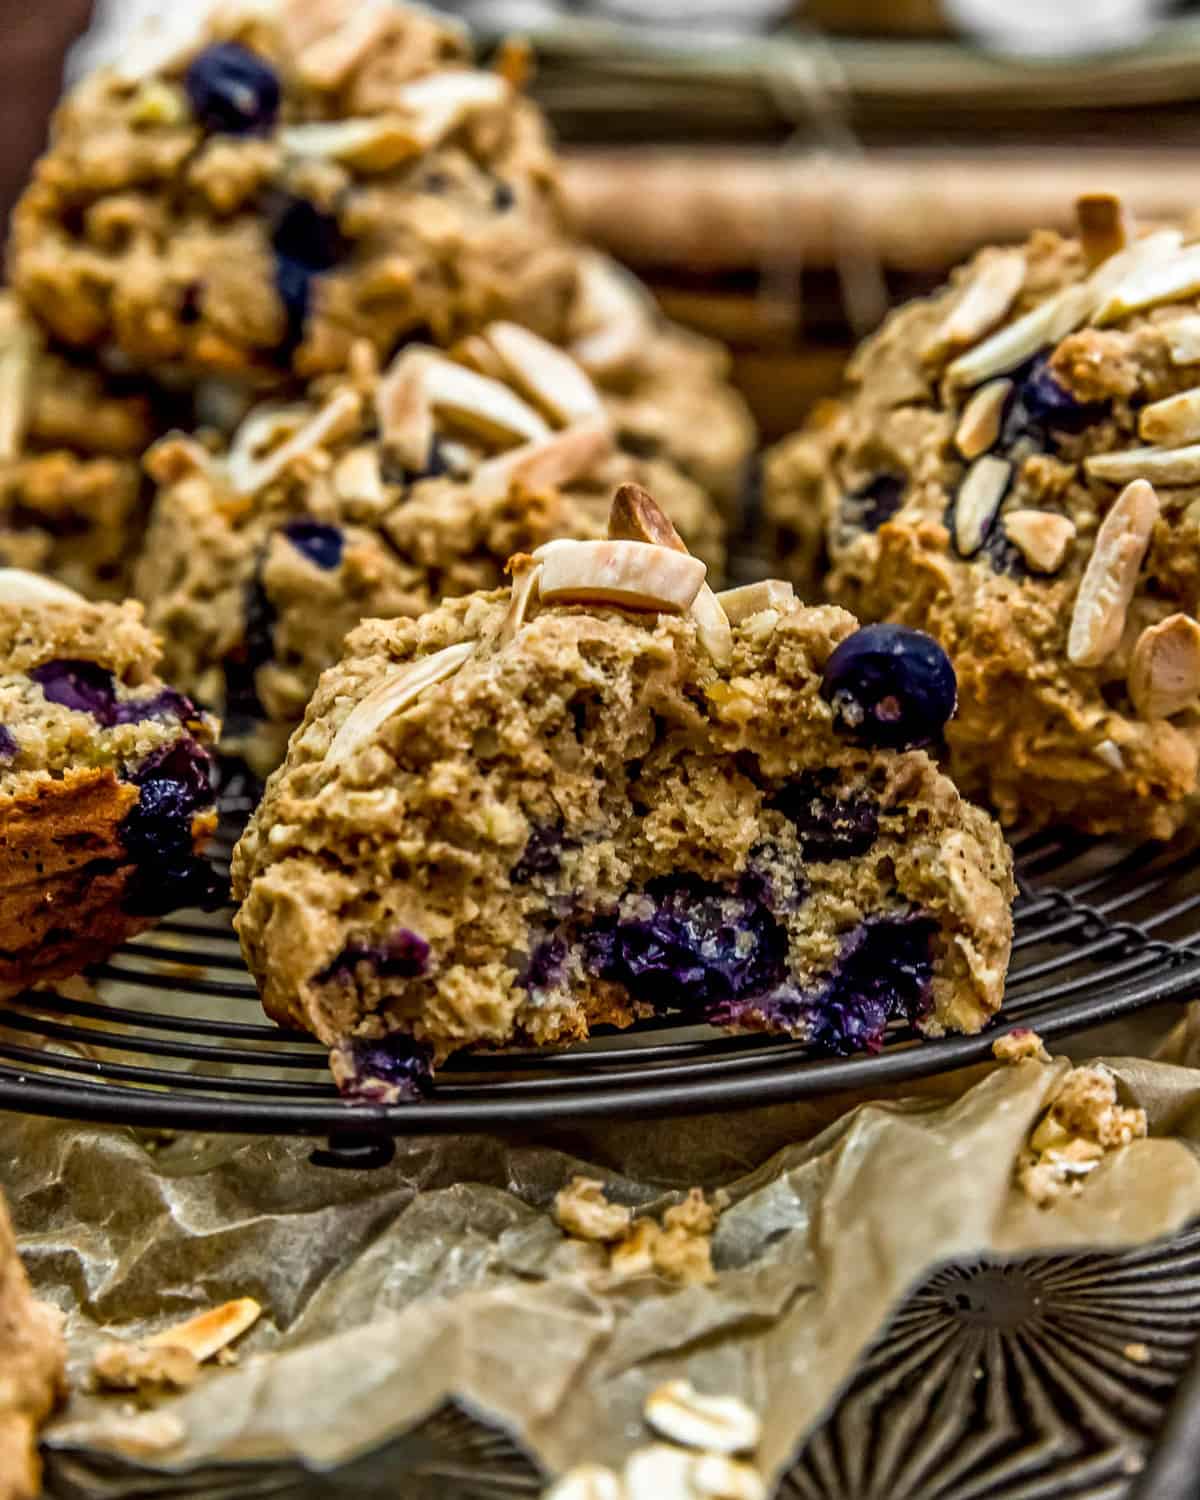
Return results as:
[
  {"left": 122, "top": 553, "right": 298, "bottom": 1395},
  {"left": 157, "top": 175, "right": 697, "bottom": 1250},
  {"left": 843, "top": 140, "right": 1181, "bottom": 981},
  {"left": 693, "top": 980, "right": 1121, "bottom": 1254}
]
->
[{"left": 0, "top": 1192, "right": 66, "bottom": 1500}]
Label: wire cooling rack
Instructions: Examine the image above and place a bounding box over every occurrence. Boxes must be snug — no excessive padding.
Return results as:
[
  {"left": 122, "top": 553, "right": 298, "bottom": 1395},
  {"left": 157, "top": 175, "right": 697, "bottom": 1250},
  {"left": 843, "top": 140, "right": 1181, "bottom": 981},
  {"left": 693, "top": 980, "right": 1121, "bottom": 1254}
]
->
[{"left": 2, "top": 781, "right": 1200, "bottom": 1143}]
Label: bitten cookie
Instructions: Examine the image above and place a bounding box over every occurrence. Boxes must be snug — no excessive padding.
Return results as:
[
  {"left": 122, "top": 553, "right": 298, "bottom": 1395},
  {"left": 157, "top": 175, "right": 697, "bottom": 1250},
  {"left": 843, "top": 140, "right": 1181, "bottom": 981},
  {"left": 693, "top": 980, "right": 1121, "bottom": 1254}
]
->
[
  {"left": 0, "top": 1188, "right": 66, "bottom": 1500},
  {"left": 766, "top": 196, "right": 1200, "bottom": 836},
  {"left": 0, "top": 571, "right": 221, "bottom": 999},
  {"left": 136, "top": 324, "right": 729, "bottom": 777},
  {"left": 233, "top": 486, "right": 1013, "bottom": 1101},
  {"left": 10, "top": 0, "right": 576, "bottom": 385},
  {"left": 0, "top": 297, "right": 158, "bottom": 600}
]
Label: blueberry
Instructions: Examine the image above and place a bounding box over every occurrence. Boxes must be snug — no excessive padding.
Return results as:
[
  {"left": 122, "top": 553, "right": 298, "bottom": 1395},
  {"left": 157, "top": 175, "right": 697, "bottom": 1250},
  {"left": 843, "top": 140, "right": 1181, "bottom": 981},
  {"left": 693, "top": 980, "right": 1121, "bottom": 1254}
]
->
[
  {"left": 1016, "top": 355, "right": 1100, "bottom": 434},
  {"left": 492, "top": 180, "right": 515, "bottom": 211},
  {"left": 332, "top": 1034, "right": 433, "bottom": 1105},
  {"left": 526, "top": 935, "right": 567, "bottom": 990},
  {"left": 30, "top": 659, "right": 118, "bottom": 721},
  {"left": 112, "top": 687, "right": 200, "bottom": 727},
  {"left": 185, "top": 43, "right": 280, "bottom": 136},
  {"left": 586, "top": 875, "right": 788, "bottom": 1013},
  {"left": 222, "top": 563, "right": 275, "bottom": 736},
  {"left": 119, "top": 738, "right": 223, "bottom": 916},
  {"left": 840, "top": 474, "right": 906, "bottom": 535},
  {"left": 0, "top": 726, "right": 16, "bottom": 762},
  {"left": 282, "top": 520, "right": 343, "bottom": 571},
  {"left": 269, "top": 197, "right": 346, "bottom": 355},
  {"left": 316, "top": 929, "right": 431, "bottom": 986},
  {"left": 770, "top": 772, "right": 880, "bottom": 860},
  {"left": 712, "top": 916, "right": 935, "bottom": 1056},
  {"left": 821, "top": 624, "right": 957, "bottom": 750},
  {"left": 511, "top": 823, "right": 568, "bottom": 885}
]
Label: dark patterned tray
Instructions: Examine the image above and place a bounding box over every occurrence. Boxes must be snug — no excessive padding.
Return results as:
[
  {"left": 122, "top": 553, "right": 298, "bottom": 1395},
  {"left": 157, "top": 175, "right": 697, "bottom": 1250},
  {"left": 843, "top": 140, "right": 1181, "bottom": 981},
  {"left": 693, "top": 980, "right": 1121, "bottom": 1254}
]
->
[{"left": 40, "top": 1221, "right": 1200, "bottom": 1500}]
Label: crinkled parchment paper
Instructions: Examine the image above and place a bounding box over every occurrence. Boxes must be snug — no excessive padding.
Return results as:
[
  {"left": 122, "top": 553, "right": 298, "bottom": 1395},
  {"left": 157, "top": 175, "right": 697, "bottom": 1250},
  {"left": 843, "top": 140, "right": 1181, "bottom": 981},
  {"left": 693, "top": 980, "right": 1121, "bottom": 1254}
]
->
[{"left": 5, "top": 1043, "right": 1200, "bottom": 1492}]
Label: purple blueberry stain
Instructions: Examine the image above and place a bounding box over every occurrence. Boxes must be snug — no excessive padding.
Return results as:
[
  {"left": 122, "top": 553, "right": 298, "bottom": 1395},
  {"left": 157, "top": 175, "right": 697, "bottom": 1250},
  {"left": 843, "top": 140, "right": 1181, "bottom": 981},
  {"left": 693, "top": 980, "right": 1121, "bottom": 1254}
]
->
[
  {"left": 585, "top": 875, "right": 789, "bottom": 1014},
  {"left": 282, "top": 520, "right": 344, "bottom": 571},
  {"left": 32, "top": 659, "right": 201, "bottom": 729},
  {"left": 525, "top": 935, "right": 567, "bottom": 991},
  {"left": 332, "top": 1033, "right": 433, "bottom": 1106},
  {"left": 821, "top": 624, "right": 957, "bottom": 750},
  {"left": 222, "top": 559, "right": 275, "bottom": 737},
  {"left": 0, "top": 725, "right": 16, "bottom": 762},
  {"left": 770, "top": 772, "right": 880, "bottom": 861},
  {"left": 185, "top": 43, "right": 280, "bottom": 136},
  {"left": 316, "top": 929, "right": 431, "bottom": 986},
  {"left": 511, "top": 822, "right": 569, "bottom": 885},
  {"left": 119, "top": 738, "right": 223, "bottom": 916},
  {"left": 710, "top": 916, "right": 936, "bottom": 1056}
]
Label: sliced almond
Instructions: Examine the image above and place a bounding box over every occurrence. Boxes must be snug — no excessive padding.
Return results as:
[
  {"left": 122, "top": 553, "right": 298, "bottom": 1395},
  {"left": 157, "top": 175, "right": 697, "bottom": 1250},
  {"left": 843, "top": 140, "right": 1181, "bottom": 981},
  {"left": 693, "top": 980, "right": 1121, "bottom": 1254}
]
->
[
  {"left": 923, "top": 250, "right": 1026, "bottom": 364},
  {"left": 484, "top": 322, "right": 605, "bottom": 426},
  {"left": 1087, "top": 226, "right": 1185, "bottom": 297},
  {"left": 279, "top": 117, "right": 420, "bottom": 173},
  {"left": 1085, "top": 444, "right": 1200, "bottom": 486},
  {"left": 326, "top": 641, "right": 476, "bottom": 768},
  {"left": 1002, "top": 510, "right": 1076, "bottom": 574},
  {"left": 500, "top": 559, "right": 542, "bottom": 645},
  {"left": 715, "top": 580, "right": 796, "bottom": 624},
  {"left": 228, "top": 392, "right": 360, "bottom": 497},
  {"left": 375, "top": 352, "right": 436, "bottom": 474},
  {"left": 397, "top": 70, "right": 509, "bottom": 150},
  {"left": 689, "top": 587, "right": 734, "bottom": 669},
  {"left": 690, "top": 1455, "right": 767, "bottom": 1500},
  {"left": 470, "top": 417, "right": 613, "bottom": 503},
  {"left": 0, "top": 569, "right": 84, "bottom": 607},
  {"left": 1093, "top": 737, "right": 1126, "bottom": 771},
  {"left": 946, "top": 282, "right": 1095, "bottom": 388},
  {"left": 145, "top": 1298, "right": 261, "bottom": 1363},
  {"left": 954, "top": 455, "right": 1011, "bottom": 556},
  {"left": 545, "top": 1466, "right": 627, "bottom": 1500},
  {"left": 1067, "top": 478, "right": 1159, "bottom": 667},
  {"left": 644, "top": 1381, "right": 761, "bottom": 1455},
  {"left": 294, "top": 0, "right": 392, "bottom": 89},
  {"left": 1138, "top": 386, "right": 1200, "bottom": 448},
  {"left": 535, "top": 539, "right": 706, "bottom": 614},
  {"left": 1128, "top": 613, "right": 1200, "bottom": 719},
  {"left": 570, "top": 254, "right": 655, "bottom": 377},
  {"left": 954, "top": 377, "right": 1012, "bottom": 460},
  {"left": 333, "top": 445, "right": 387, "bottom": 506},
  {"left": 450, "top": 333, "right": 508, "bottom": 381},
  {"left": 624, "top": 1446, "right": 694, "bottom": 1500},
  {"left": 1165, "top": 316, "right": 1200, "bottom": 366},
  {"left": 1076, "top": 192, "right": 1133, "bottom": 270},
  {"left": 1092, "top": 245, "right": 1200, "bottom": 326}
]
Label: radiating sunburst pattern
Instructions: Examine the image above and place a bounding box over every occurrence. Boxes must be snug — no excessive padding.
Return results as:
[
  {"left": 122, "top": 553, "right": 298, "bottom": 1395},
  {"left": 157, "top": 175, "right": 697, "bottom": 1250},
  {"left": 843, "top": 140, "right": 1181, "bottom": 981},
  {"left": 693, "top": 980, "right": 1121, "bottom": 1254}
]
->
[
  {"left": 43, "top": 1399, "right": 544, "bottom": 1500},
  {"left": 780, "top": 1225, "right": 1200, "bottom": 1500}
]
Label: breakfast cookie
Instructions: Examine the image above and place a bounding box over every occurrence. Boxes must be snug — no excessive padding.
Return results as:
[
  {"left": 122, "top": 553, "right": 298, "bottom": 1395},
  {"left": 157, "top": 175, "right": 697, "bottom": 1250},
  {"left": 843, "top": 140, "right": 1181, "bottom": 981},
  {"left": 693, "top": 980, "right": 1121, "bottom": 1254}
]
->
[
  {"left": 232, "top": 486, "right": 1013, "bottom": 1101},
  {"left": 0, "top": 297, "right": 158, "bottom": 599},
  {"left": 0, "top": 571, "right": 221, "bottom": 1000},
  {"left": 0, "top": 1189, "right": 66, "bottom": 1500},
  {"left": 766, "top": 197, "right": 1200, "bottom": 835},
  {"left": 136, "top": 325, "right": 728, "bottom": 777},
  {"left": 10, "top": 0, "right": 576, "bottom": 386}
]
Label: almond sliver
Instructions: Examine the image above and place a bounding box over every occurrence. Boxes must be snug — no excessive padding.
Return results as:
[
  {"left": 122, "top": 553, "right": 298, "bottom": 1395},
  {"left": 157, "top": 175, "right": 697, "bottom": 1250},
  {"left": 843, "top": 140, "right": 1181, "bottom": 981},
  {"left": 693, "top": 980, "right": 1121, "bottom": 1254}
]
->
[
  {"left": 0, "top": 568, "right": 84, "bottom": 606},
  {"left": 1085, "top": 443, "right": 1200, "bottom": 485},
  {"left": 484, "top": 322, "right": 604, "bottom": 426},
  {"left": 716, "top": 580, "right": 796, "bottom": 624},
  {"left": 397, "top": 70, "right": 509, "bottom": 149},
  {"left": 690, "top": 584, "right": 733, "bottom": 668},
  {"left": 570, "top": 254, "right": 654, "bottom": 376},
  {"left": 1137, "top": 386, "right": 1200, "bottom": 448},
  {"left": 946, "top": 283, "right": 1095, "bottom": 388},
  {"left": 923, "top": 251, "right": 1025, "bottom": 364},
  {"left": 536, "top": 539, "right": 706, "bottom": 613},
  {"left": 327, "top": 641, "right": 475, "bottom": 768},
  {"left": 279, "top": 117, "right": 420, "bottom": 172},
  {"left": 145, "top": 1298, "right": 261, "bottom": 1363},
  {"left": 471, "top": 417, "right": 612, "bottom": 502},
  {"left": 228, "top": 393, "right": 360, "bottom": 497},
  {"left": 1092, "top": 244, "right": 1200, "bottom": 326}
]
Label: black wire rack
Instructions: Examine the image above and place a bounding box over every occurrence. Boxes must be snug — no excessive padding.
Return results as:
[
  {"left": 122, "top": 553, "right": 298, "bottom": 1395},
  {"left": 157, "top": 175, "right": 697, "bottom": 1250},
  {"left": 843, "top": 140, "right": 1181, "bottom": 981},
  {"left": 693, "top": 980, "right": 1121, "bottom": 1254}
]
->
[{"left": 3, "top": 783, "right": 1200, "bottom": 1145}]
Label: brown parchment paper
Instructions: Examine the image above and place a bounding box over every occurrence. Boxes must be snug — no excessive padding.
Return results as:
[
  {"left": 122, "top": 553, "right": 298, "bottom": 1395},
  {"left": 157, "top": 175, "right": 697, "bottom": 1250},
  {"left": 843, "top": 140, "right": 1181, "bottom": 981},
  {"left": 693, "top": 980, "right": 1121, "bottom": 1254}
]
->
[{"left": 6, "top": 1042, "right": 1200, "bottom": 1493}]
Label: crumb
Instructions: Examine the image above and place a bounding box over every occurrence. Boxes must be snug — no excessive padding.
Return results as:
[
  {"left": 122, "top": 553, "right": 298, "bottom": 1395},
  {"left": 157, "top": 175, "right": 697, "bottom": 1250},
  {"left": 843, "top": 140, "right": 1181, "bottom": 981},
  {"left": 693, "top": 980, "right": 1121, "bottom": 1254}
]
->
[
  {"left": 993, "top": 1028, "right": 1051, "bottom": 1065},
  {"left": 663, "top": 1187, "right": 719, "bottom": 1237},
  {"left": 651, "top": 1226, "right": 716, "bottom": 1287},
  {"left": 1124, "top": 1342, "right": 1151, "bottom": 1364},
  {"left": 214, "top": 1347, "right": 239, "bottom": 1367},
  {"left": 1017, "top": 1063, "right": 1148, "bottom": 1206},
  {"left": 554, "top": 1176, "right": 632, "bottom": 1243},
  {"left": 609, "top": 1218, "right": 660, "bottom": 1278},
  {"left": 92, "top": 1341, "right": 199, "bottom": 1394}
]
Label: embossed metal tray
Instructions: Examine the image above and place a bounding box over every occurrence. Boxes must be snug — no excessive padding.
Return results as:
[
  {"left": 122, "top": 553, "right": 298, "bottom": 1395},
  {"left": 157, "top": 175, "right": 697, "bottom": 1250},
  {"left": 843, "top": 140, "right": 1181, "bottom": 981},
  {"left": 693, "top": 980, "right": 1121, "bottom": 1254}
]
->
[
  {"left": 1, "top": 779, "right": 1200, "bottom": 1142},
  {"left": 38, "top": 1220, "right": 1200, "bottom": 1500}
]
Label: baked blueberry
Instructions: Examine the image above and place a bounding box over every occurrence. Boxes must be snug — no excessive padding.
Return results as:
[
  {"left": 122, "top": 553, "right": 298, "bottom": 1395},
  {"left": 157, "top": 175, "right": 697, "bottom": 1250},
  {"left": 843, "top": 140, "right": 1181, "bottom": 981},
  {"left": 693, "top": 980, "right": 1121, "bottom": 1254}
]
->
[
  {"left": 331, "top": 1034, "right": 433, "bottom": 1105},
  {"left": 840, "top": 474, "right": 906, "bottom": 535},
  {"left": 282, "top": 520, "right": 344, "bottom": 572},
  {"left": 821, "top": 624, "right": 957, "bottom": 749},
  {"left": 770, "top": 772, "right": 879, "bottom": 860},
  {"left": 120, "top": 739, "right": 222, "bottom": 916},
  {"left": 0, "top": 726, "right": 15, "bottom": 762},
  {"left": 317, "top": 929, "right": 430, "bottom": 986},
  {"left": 184, "top": 44, "right": 280, "bottom": 137}
]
